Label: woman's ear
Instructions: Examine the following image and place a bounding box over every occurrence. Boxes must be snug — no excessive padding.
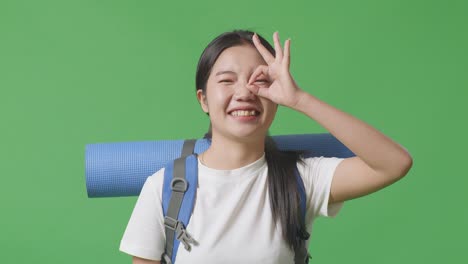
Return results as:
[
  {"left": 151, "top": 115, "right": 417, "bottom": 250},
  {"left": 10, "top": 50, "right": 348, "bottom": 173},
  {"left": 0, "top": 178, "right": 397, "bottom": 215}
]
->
[{"left": 196, "top": 89, "right": 209, "bottom": 114}]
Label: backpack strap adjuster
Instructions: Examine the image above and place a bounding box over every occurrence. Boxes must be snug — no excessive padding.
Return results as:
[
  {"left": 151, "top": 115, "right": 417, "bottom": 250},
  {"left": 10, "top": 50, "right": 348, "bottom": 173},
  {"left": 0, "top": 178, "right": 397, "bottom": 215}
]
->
[
  {"left": 164, "top": 216, "right": 196, "bottom": 251},
  {"left": 164, "top": 216, "right": 179, "bottom": 230},
  {"left": 170, "top": 178, "right": 188, "bottom": 193}
]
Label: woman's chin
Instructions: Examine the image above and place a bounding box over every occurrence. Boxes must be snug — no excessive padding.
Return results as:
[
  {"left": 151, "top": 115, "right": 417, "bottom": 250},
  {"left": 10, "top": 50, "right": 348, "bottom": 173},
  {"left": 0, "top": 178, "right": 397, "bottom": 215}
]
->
[{"left": 228, "top": 128, "right": 266, "bottom": 142}]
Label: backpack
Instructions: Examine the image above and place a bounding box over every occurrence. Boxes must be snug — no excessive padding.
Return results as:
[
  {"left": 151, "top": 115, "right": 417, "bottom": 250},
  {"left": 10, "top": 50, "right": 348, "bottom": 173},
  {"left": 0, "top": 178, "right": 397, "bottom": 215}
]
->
[{"left": 160, "top": 140, "right": 311, "bottom": 264}]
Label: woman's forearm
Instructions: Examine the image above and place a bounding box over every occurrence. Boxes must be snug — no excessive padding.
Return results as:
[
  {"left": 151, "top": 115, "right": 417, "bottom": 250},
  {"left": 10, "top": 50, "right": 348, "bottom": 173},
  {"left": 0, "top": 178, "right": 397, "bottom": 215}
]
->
[{"left": 293, "top": 90, "right": 413, "bottom": 177}]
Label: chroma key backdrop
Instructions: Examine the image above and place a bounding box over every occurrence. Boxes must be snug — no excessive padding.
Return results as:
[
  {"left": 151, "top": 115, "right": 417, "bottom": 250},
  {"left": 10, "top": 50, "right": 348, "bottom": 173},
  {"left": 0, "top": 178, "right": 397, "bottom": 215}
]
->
[{"left": 0, "top": 0, "right": 466, "bottom": 263}]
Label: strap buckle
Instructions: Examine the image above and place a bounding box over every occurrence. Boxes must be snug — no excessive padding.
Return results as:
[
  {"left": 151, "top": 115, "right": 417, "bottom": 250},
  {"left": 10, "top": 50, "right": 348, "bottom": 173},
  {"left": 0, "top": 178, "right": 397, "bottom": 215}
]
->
[
  {"left": 161, "top": 252, "right": 172, "bottom": 264},
  {"left": 164, "top": 216, "right": 197, "bottom": 251}
]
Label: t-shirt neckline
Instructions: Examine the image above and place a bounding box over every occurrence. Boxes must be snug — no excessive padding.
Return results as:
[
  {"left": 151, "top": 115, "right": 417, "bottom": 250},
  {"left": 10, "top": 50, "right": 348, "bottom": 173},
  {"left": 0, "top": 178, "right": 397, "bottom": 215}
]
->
[{"left": 197, "top": 153, "right": 266, "bottom": 181}]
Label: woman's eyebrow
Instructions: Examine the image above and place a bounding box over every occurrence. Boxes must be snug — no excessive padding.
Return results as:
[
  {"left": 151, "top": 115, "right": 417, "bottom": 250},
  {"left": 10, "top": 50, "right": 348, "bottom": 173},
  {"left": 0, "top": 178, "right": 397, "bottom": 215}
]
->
[{"left": 215, "top": 70, "right": 236, "bottom": 76}]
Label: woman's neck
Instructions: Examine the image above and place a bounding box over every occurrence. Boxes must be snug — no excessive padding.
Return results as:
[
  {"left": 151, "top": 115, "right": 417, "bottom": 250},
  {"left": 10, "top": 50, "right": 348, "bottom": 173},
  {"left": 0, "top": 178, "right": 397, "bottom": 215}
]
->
[{"left": 201, "top": 134, "right": 265, "bottom": 170}]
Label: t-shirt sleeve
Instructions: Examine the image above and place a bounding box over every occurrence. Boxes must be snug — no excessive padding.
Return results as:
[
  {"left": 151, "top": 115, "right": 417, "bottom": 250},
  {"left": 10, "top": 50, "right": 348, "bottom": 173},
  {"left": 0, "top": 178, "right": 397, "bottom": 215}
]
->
[
  {"left": 298, "top": 156, "right": 345, "bottom": 220},
  {"left": 119, "top": 169, "right": 166, "bottom": 261}
]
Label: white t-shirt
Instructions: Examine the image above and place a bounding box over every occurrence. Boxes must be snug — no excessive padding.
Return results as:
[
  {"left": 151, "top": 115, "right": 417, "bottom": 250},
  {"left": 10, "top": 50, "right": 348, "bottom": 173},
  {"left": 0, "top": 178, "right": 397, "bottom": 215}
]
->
[{"left": 119, "top": 154, "right": 344, "bottom": 263}]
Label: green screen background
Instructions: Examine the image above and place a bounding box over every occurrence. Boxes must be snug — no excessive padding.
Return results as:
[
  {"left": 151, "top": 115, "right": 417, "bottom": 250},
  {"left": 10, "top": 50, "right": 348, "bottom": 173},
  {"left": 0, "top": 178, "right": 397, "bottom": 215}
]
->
[{"left": 1, "top": 0, "right": 466, "bottom": 263}]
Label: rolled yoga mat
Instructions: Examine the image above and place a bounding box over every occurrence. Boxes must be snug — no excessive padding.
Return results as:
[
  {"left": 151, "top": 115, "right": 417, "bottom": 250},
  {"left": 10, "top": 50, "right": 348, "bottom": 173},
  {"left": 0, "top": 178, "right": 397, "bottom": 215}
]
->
[{"left": 85, "top": 133, "right": 355, "bottom": 198}]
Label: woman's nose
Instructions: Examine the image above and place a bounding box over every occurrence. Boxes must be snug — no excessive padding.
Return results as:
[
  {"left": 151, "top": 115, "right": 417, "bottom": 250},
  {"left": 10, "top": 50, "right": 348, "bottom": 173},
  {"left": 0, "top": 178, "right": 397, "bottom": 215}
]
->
[{"left": 233, "top": 82, "right": 256, "bottom": 101}]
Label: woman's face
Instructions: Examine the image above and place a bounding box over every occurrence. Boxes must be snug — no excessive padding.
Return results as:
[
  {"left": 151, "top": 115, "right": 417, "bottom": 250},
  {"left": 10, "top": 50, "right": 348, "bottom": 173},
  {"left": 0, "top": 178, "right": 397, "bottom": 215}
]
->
[{"left": 197, "top": 44, "right": 278, "bottom": 142}]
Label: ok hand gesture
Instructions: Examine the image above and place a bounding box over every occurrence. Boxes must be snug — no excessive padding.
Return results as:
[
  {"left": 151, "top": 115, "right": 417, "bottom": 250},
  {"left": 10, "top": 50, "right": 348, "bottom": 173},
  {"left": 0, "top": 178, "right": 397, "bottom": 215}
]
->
[{"left": 247, "top": 32, "right": 305, "bottom": 109}]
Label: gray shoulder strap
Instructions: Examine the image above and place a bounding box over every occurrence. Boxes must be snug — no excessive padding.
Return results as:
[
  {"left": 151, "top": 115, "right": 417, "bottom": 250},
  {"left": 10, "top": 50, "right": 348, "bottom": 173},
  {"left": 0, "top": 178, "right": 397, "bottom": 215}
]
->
[
  {"left": 180, "top": 139, "right": 196, "bottom": 157},
  {"left": 162, "top": 139, "right": 196, "bottom": 264}
]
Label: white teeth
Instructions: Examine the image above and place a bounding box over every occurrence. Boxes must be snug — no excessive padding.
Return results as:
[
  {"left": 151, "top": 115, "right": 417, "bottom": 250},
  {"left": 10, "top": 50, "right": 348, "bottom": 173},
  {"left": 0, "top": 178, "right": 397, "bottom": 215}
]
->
[{"left": 231, "top": 110, "right": 258, "bottom": 117}]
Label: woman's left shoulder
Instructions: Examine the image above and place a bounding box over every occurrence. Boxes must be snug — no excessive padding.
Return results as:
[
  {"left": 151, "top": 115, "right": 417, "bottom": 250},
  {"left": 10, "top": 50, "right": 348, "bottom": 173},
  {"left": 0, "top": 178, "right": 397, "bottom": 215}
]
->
[
  {"left": 296, "top": 156, "right": 345, "bottom": 183},
  {"left": 297, "top": 155, "right": 345, "bottom": 169}
]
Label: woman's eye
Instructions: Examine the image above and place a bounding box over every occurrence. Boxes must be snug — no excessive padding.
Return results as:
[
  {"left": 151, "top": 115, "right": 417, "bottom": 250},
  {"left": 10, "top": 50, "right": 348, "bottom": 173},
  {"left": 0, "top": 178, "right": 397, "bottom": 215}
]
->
[{"left": 220, "top": 80, "right": 233, "bottom": 83}]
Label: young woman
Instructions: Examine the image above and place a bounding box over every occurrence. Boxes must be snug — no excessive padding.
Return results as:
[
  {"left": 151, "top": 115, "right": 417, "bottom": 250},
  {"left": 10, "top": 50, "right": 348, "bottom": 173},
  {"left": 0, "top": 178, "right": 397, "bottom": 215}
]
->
[{"left": 119, "top": 30, "right": 413, "bottom": 264}]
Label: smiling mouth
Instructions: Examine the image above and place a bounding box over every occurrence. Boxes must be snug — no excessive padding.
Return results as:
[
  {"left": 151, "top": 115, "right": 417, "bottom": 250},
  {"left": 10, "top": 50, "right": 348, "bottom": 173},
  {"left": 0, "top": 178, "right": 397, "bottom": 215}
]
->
[{"left": 229, "top": 110, "right": 261, "bottom": 117}]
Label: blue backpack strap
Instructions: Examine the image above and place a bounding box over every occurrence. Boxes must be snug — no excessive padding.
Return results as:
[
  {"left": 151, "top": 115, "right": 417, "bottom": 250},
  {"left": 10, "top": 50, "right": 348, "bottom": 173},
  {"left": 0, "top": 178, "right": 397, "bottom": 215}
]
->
[
  {"left": 294, "top": 165, "right": 312, "bottom": 264},
  {"left": 161, "top": 140, "right": 198, "bottom": 264}
]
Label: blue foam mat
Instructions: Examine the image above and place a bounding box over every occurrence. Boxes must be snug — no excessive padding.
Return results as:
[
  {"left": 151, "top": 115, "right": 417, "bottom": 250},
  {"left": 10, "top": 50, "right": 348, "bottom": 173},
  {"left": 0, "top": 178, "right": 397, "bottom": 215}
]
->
[{"left": 85, "top": 133, "right": 355, "bottom": 198}]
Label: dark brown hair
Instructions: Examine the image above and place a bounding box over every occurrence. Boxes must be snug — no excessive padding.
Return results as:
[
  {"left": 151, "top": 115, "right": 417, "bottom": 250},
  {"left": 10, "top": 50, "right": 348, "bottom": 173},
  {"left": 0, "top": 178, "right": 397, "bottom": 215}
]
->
[{"left": 195, "top": 29, "right": 308, "bottom": 250}]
